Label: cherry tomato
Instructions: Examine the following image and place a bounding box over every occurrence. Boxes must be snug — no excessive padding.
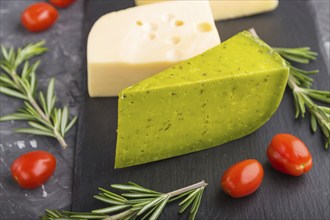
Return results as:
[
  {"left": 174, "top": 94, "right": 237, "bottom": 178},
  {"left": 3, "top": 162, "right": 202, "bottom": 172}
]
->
[
  {"left": 21, "top": 2, "right": 58, "bottom": 32},
  {"left": 11, "top": 151, "right": 56, "bottom": 189},
  {"left": 49, "top": 0, "right": 76, "bottom": 8},
  {"left": 267, "top": 133, "right": 312, "bottom": 176},
  {"left": 221, "top": 159, "right": 264, "bottom": 198}
]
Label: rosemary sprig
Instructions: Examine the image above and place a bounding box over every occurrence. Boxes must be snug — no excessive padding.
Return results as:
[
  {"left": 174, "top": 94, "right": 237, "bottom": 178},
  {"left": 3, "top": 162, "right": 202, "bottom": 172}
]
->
[
  {"left": 41, "top": 180, "right": 208, "bottom": 220},
  {"left": 274, "top": 48, "right": 330, "bottom": 149},
  {"left": 274, "top": 47, "right": 318, "bottom": 64},
  {"left": 0, "top": 41, "right": 77, "bottom": 149}
]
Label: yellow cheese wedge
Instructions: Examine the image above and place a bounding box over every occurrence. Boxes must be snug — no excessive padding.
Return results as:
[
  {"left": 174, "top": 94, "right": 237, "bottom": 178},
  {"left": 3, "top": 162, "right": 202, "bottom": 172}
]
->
[
  {"left": 135, "top": 0, "right": 279, "bottom": 21},
  {"left": 87, "top": 1, "right": 220, "bottom": 97}
]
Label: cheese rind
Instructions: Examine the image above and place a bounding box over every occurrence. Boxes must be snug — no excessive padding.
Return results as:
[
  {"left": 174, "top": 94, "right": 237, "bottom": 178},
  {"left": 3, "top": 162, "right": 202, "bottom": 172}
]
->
[
  {"left": 115, "top": 31, "right": 289, "bottom": 168},
  {"left": 87, "top": 1, "right": 220, "bottom": 97},
  {"left": 135, "top": 0, "right": 279, "bottom": 21}
]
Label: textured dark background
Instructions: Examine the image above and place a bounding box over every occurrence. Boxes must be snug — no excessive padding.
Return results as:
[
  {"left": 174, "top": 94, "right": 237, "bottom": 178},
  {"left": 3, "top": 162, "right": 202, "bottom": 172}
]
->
[
  {"left": 0, "top": 0, "right": 84, "bottom": 219},
  {"left": 0, "top": 0, "right": 329, "bottom": 220}
]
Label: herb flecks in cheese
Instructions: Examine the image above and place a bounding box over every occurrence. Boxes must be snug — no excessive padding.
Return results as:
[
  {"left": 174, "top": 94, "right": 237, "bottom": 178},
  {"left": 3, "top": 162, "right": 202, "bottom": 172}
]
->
[{"left": 115, "top": 31, "right": 289, "bottom": 168}]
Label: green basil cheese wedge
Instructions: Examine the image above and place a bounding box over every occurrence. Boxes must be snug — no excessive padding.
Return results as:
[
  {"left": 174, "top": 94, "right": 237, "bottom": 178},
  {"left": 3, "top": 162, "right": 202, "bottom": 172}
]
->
[{"left": 115, "top": 31, "right": 289, "bottom": 168}]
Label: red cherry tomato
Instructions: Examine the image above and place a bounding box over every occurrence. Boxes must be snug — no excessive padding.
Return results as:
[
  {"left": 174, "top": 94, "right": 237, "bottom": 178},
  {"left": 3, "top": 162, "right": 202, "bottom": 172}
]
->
[
  {"left": 49, "top": 0, "right": 76, "bottom": 8},
  {"left": 221, "top": 159, "right": 264, "bottom": 198},
  {"left": 11, "top": 151, "right": 56, "bottom": 189},
  {"left": 267, "top": 134, "right": 312, "bottom": 176},
  {"left": 21, "top": 2, "right": 58, "bottom": 32}
]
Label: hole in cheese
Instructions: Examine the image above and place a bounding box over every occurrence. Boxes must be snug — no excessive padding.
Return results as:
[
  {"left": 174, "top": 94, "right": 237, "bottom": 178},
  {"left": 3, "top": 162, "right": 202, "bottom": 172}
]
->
[
  {"left": 161, "top": 13, "right": 175, "bottom": 23},
  {"left": 143, "top": 22, "right": 158, "bottom": 31},
  {"left": 197, "top": 22, "right": 212, "bottom": 32},
  {"left": 145, "top": 32, "right": 156, "bottom": 40},
  {"left": 167, "top": 36, "right": 181, "bottom": 45},
  {"left": 174, "top": 20, "right": 184, "bottom": 26}
]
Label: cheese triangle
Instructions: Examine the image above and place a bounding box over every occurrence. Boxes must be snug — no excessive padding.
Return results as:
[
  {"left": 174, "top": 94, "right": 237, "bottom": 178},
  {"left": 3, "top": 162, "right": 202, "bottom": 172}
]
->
[{"left": 115, "top": 31, "right": 289, "bottom": 168}]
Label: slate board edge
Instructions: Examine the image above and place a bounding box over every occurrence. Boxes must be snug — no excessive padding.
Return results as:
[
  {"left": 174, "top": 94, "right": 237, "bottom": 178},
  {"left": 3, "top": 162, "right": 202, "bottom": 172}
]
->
[
  {"left": 71, "top": 0, "right": 89, "bottom": 211},
  {"left": 72, "top": 1, "right": 330, "bottom": 219}
]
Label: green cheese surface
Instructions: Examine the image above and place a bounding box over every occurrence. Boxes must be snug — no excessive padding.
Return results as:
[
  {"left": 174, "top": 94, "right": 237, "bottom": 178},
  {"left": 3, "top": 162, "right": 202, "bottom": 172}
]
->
[{"left": 115, "top": 31, "right": 289, "bottom": 168}]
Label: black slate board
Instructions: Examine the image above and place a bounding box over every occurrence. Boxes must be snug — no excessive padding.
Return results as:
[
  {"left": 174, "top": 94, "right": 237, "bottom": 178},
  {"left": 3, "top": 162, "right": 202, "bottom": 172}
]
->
[{"left": 73, "top": 1, "right": 330, "bottom": 219}]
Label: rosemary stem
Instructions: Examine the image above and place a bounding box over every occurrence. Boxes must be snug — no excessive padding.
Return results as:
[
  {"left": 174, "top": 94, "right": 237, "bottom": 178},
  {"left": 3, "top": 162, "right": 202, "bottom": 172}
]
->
[
  {"left": 54, "top": 130, "right": 68, "bottom": 149},
  {"left": 10, "top": 69, "right": 69, "bottom": 148},
  {"left": 287, "top": 74, "right": 297, "bottom": 90},
  {"left": 28, "top": 96, "right": 50, "bottom": 121},
  {"left": 11, "top": 69, "right": 50, "bottom": 121},
  {"left": 104, "top": 209, "right": 137, "bottom": 220},
  {"left": 10, "top": 71, "right": 28, "bottom": 97},
  {"left": 28, "top": 96, "right": 68, "bottom": 149},
  {"left": 167, "top": 180, "right": 208, "bottom": 198},
  {"left": 14, "top": 67, "right": 68, "bottom": 149}
]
